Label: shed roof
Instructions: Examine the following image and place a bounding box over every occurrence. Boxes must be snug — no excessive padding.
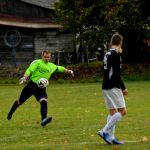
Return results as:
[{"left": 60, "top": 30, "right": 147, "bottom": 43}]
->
[
  {"left": 0, "top": 14, "right": 62, "bottom": 29},
  {"left": 0, "top": 19, "right": 61, "bottom": 29},
  {"left": 20, "top": 0, "right": 59, "bottom": 10}
]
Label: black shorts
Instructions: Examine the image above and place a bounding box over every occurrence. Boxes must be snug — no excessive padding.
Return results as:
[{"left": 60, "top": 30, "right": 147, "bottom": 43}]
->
[{"left": 18, "top": 80, "right": 47, "bottom": 104}]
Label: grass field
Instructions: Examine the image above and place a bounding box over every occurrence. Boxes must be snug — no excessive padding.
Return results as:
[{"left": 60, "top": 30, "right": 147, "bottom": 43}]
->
[{"left": 0, "top": 81, "right": 150, "bottom": 150}]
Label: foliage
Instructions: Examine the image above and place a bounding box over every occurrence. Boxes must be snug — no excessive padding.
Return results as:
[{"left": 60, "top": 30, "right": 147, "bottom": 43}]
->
[
  {"left": 54, "top": 0, "right": 150, "bottom": 62},
  {"left": 0, "top": 62, "right": 150, "bottom": 85}
]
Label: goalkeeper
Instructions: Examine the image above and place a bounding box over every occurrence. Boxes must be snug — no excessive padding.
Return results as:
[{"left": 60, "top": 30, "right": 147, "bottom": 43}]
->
[{"left": 7, "top": 50, "right": 74, "bottom": 126}]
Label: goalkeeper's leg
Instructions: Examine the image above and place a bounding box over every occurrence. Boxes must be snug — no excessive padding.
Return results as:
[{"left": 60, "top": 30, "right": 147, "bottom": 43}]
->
[
  {"left": 40, "top": 99, "right": 47, "bottom": 121},
  {"left": 7, "top": 83, "right": 32, "bottom": 120},
  {"left": 40, "top": 99, "right": 52, "bottom": 126},
  {"left": 7, "top": 100, "right": 21, "bottom": 120}
]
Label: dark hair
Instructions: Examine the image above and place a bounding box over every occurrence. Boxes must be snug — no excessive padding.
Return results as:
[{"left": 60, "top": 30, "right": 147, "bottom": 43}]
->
[{"left": 110, "top": 34, "right": 123, "bottom": 45}]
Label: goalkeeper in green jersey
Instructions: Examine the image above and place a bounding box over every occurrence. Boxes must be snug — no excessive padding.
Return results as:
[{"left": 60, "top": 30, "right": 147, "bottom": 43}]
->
[{"left": 7, "top": 50, "right": 74, "bottom": 126}]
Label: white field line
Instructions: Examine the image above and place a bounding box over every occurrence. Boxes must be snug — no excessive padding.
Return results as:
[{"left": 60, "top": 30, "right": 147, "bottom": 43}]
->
[
  {"left": 0, "top": 139, "right": 143, "bottom": 150},
  {"left": 0, "top": 140, "right": 143, "bottom": 150},
  {"left": 0, "top": 130, "right": 142, "bottom": 144},
  {"left": 0, "top": 133, "right": 142, "bottom": 144}
]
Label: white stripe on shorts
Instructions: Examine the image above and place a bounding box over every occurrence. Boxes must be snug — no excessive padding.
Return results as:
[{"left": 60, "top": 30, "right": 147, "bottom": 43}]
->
[{"left": 102, "top": 88, "right": 126, "bottom": 109}]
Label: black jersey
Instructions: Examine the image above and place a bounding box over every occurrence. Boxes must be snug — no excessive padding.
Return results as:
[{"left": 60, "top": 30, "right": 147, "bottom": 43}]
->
[{"left": 102, "top": 49, "right": 125, "bottom": 90}]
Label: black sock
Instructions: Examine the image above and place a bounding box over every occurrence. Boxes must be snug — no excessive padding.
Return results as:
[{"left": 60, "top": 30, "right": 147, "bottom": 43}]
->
[
  {"left": 8, "top": 100, "right": 20, "bottom": 116},
  {"left": 40, "top": 100, "right": 47, "bottom": 121}
]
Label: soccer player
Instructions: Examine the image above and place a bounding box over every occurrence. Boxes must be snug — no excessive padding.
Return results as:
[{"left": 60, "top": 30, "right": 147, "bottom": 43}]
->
[
  {"left": 98, "top": 34, "right": 128, "bottom": 144},
  {"left": 7, "top": 50, "right": 74, "bottom": 126}
]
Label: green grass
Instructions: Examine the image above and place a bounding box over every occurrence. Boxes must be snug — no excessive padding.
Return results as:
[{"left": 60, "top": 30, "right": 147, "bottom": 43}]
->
[{"left": 0, "top": 81, "right": 150, "bottom": 150}]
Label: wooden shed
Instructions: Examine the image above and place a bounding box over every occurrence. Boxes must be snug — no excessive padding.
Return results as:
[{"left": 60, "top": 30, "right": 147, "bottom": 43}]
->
[{"left": 0, "top": 0, "right": 74, "bottom": 66}]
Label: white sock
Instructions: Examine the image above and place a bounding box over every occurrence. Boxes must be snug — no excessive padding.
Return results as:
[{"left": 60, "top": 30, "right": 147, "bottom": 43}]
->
[
  {"left": 107, "top": 115, "right": 111, "bottom": 122},
  {"left": 103, "top": 112, "right": 122, "bottom": 135},
  {"left": 106, "top": 115, "right": 115, "bottom": 140}
]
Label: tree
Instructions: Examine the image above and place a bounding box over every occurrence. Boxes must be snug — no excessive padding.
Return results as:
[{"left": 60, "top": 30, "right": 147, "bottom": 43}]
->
[{"left": 55, "top": 0, "right": 150, "bottom": 62}]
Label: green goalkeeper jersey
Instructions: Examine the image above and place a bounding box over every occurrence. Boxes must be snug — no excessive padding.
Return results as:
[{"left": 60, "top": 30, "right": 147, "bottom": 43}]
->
[{"left": 25, "top": 59, "right": 65, "bottom": 84}]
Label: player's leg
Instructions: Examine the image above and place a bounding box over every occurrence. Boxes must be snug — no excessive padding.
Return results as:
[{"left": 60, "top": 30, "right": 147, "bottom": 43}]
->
[
  {"left": 103, "top": 88, "right": 126, "bottom": 133},
  {"left": 7, "top": 100, "right": 20, "bottom": 120},
  {"left": 101, "top": 94, "right": 126, "bottom": 144},
  {"left": 39, "top": 98, "right": 52, "bottom": 126},
  {"left": 110, "top": 107, "right": 126, "bottom": 144},
  {"left": 98, "top": 88, "right": 126, "bottom": 144},
  {"left": 102, "top": 109, "right": 122, "bottom": 134},
  {"left": 34, "top": 88, "right": 52, "bottom": 126},
  {"left": 7, "top": 82, "right": 33, "bottom": 120},
  {"left": 118, "top": 107, "right": 127, "bottom": 116},
  {"left": 40, "top": 98, "right": 48, "bottom": 121},
  {"left": 106, "top": 114, "right": 116, "bottom": 140},
  {"left": 98, "top": 109, "right": 117, "bottom": 144}
]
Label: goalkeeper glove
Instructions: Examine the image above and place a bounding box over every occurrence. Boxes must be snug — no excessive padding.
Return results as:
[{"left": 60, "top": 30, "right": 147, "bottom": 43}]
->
[
  {"left": 69, "top": 70, "right": 74, "bottom": 77},
  {"left": 19, "top": 77, "right": 26, "bottom": 84}
]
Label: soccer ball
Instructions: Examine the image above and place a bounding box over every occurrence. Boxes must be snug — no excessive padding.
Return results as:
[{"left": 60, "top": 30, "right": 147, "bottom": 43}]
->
[{"left": 37, "top": 78, "right": 49, "bottom": 88}]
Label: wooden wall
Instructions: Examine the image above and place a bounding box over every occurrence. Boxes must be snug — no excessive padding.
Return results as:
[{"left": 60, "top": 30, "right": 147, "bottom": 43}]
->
[
  {"left": 0, "top": 27, "right": 73, "bottom": 66},
  {"left": 0, "top": 27, "right": 34, "bottom": 66},
  {"left": 34, "top": 31, "right": 74, "bottom": 57}
]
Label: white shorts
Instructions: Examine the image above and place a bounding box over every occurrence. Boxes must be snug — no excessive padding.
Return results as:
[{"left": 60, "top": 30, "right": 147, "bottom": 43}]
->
[{"left": 102, "top": 88, "right": 126, "bottom": 109}]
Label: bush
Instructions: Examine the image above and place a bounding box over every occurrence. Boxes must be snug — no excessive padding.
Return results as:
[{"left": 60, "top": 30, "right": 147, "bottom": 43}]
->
[{"left": 0, "top": 62, "right": 150, "bottom": 84}]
